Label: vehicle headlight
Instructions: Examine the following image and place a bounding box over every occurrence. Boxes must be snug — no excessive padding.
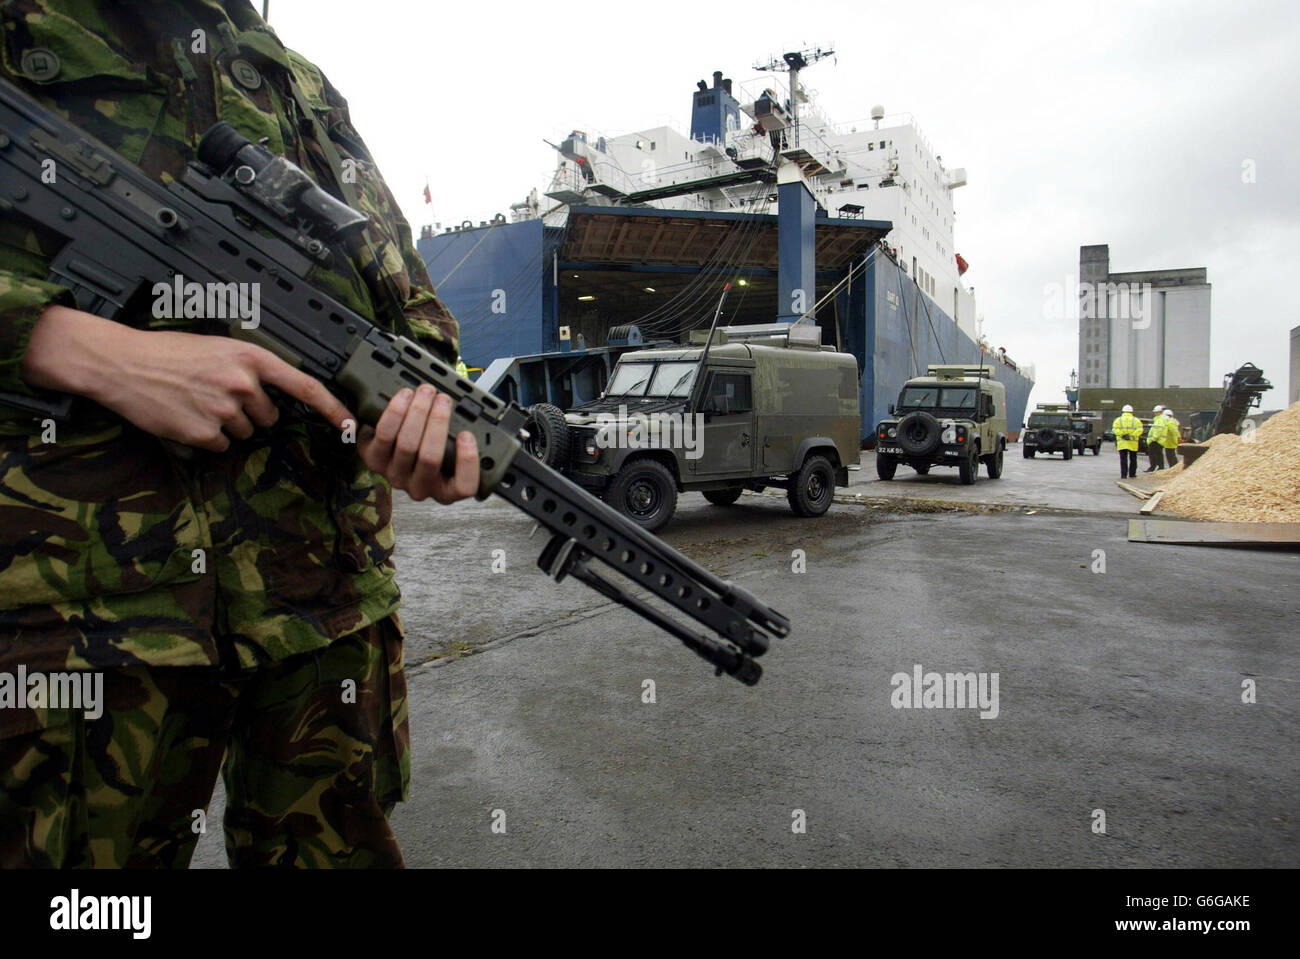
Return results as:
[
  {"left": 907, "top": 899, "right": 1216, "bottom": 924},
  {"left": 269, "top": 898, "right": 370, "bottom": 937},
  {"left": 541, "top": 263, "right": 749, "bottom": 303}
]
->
[{"left": 886, "top": 428, "right": 896, "bottom": 438}]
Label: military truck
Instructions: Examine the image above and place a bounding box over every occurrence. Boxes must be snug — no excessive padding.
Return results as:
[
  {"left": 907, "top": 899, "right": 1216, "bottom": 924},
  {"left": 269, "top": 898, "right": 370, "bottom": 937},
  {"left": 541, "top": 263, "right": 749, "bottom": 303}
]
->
[
  {"left": 520, "top": 325, "right": 861, "bottom": 532},
  {"left": 1069, "top": 410, "right": 1104, "bottom": 455},
  {"left": 873, "top": 365, "right": 1007, "bottom": 485},
  {"left": 1022, "top": 404, "right": 1075, "bottom": 459}
]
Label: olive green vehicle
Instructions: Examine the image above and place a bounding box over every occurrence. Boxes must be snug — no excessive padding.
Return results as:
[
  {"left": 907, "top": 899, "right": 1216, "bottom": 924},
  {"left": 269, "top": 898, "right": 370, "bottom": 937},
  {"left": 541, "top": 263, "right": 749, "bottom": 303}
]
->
[
  {"left": 520, "top": 328, "right": 861, "bottom": 532},
  {"left": 1070, "top": 410, "right": 1104, "bottom": 455},
  {"left": 873, "top": 366, "right": 1007, "bottom": 485},
  {"left": 1023, "top": 404, "right": 1075, "bottom": 459}
]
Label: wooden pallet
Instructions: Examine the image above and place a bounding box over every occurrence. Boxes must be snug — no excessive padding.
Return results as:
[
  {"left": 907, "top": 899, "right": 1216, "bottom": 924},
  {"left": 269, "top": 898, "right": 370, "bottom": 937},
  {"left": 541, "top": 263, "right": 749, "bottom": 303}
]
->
[{"left": 1128, "top": 519, "right": 1300, "bottom": 547}]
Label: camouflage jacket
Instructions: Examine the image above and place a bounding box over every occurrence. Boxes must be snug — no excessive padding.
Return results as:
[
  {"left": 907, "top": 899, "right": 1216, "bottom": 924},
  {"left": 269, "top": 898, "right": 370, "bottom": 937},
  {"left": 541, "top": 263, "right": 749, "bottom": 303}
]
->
[{"left": 0, "top": 0, "right": 457, "bottom": 671}]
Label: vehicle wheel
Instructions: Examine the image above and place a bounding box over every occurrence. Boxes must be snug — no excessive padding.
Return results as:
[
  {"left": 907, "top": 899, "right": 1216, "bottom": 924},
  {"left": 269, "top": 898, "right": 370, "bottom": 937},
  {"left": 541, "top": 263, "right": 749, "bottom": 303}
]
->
[
  {"left": 703, "top": 486, "right": 743, "bottom": 506},
  {"left": 876, "top": 453, "right": 897, "bottom": 480},
  {"left": 958, "top": 450, "right": 978, "bottom": 485},
  {"left": 1023, "top": 446, "right": 1034, "bottom": 459},
  {"left": 914, "top": 464, "right": 930, "bottom": 475},
  {"left": 522, "top": 403, "right": 571, "bottom": 468},
  {"left": 788, "top": 454, "right": 836, "bottom": 517},
  {"left": 1063, "top": 444, "right": 1073, "bottom": 460},
  {"left": 985, "top": 446, "right": 1004, "bottom": 479},
  {"left": 608, "top": 459, "right": 677, "bottom": 532},
  {"left": 1092, "top": 443, "right": 1101, "bottom": 455}
]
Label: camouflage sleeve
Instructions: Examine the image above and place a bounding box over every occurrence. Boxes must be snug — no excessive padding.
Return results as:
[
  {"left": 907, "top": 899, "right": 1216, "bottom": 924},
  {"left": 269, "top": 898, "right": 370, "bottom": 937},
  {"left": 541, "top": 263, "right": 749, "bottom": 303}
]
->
[
  {"left": 290, "top": 55, "right": 460, "bottom": 365},
  {"left": 0, "top": 271, "right": 74, "bottom": 396}
]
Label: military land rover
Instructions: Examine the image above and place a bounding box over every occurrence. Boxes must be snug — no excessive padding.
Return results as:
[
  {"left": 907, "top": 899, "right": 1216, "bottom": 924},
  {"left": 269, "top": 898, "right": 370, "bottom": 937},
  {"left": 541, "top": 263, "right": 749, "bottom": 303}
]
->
[
  {"left": 1070, "top": 410, "right": 1104, "bottom": 455},
  {"left": 873, "top": 365, "right": 1007, "bottom": 484},
  {"left": 520, "top": 325, "right": 861, "bottom": 532},
  {"left": 1022, "top": 404, "right": 1075, "bottom": 459}
]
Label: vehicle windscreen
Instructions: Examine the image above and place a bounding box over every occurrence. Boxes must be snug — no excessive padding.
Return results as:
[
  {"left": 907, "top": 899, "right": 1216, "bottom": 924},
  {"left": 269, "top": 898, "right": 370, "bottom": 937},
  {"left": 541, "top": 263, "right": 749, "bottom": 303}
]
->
[
  {"left": 1028, "top": 414, "right": 1070, "bottom": 428},
  {"left": 647, "top": 362, "right": 697, "bottom": 397},
  {"left": 899, "top": 386, "right": 976, "bottom": 410},
  {"left": 606, "top": 363, "right": 653, "bottom": 397}
]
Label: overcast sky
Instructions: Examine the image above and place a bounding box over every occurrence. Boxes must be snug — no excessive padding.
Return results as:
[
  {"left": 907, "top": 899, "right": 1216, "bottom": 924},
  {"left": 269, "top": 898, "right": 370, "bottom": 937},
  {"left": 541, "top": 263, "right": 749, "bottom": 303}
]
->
[{"left": 266, "top": 0, "right": 1298, "bottom": 408}]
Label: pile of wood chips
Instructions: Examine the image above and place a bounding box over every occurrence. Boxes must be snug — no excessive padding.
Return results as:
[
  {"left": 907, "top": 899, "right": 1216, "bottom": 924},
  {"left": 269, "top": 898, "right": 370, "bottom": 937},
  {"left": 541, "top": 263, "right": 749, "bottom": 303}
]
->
[{"left": 1158, "top": 402, "right": 1300, "bottom": 522}]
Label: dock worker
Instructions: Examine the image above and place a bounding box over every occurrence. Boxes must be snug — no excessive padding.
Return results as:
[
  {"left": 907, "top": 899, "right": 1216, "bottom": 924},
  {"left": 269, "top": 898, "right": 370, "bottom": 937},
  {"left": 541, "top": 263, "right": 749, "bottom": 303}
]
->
[
  {"left": 1160, "top": 408, "right": 1181, "bottom": 468},
  {"left": 1112, "top": 404, "right": 1143, "bottom": 478},
  {"left": 1144, "top": 405, "right": 1166, "bottom": 472}
]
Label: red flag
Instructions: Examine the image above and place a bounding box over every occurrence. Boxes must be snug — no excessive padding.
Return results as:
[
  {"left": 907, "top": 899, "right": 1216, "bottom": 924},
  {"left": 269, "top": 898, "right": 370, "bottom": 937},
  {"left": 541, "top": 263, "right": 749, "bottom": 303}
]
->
[{"left": 423, "top": 181, "right": 432, "bottom": 205}]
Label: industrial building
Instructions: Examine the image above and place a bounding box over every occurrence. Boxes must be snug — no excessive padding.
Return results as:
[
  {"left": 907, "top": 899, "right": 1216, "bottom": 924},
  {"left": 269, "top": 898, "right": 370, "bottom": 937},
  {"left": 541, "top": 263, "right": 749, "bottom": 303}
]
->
[{"left": 1077, "top": 244, "right": 1211, "bottom": 390}]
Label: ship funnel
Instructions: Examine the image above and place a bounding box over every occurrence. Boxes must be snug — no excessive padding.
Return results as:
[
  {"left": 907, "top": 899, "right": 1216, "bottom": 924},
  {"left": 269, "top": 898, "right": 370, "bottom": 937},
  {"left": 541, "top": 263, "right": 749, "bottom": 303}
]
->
[{"left": 691, "top": 67, "right": 741, "bottom": 143}]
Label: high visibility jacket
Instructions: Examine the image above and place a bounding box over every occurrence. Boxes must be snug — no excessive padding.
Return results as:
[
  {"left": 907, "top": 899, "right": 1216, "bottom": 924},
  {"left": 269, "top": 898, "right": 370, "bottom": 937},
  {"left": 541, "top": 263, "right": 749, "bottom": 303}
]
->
[
  {"left": 1160, "top": 417, "right": 1180, "bottom": 448},
  {"left": 1146, "top": 420, "right": 1165, "bottom": 445},
  {"left": 1112, "top": 412, "right": 1143, "bottom": 451}
]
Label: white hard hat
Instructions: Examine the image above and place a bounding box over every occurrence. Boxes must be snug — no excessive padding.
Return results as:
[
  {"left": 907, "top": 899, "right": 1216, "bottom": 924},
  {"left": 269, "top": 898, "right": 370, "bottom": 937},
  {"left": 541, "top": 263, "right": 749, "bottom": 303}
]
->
[
  {"left": 1162, "top": 409, "right": 1174, "bottom": 417},
  {"left": 1122, "top": 404, "right": 1134, "bottom": 412},
  {"left": 1153, "top": 405, "right": 1164, "bottom": 412}
]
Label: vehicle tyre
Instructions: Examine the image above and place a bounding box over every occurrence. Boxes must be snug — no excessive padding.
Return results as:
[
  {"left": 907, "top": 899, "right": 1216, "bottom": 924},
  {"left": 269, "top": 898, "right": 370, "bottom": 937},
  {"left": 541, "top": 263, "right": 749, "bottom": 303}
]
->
[
  {"left": 1023, "top": 446, "right": 1034, "bottom": 459},
  {"left": 608, "top": 459, "right": 677, "bottom": 532},
  {"left": 703, "top": 486, "right": 744, "bottom": 507},
  {"left": 1035, "top": 427, "right": 1056, "bottom": 448},
  {"left": 789, "top": 454, "right": 836, "bottom": 517},
  {"left": 1092, "top": 443, "right": 1101, "bottom": 455},
  {"left": 1063, "top": 444, "right": 1073, "bottom": 460},
  {"left": 914, "top": 463, "right": 930, "bottom": 475},
  {"left": 876, "top": 453, "right": 897, "bottom": 480},
  {"left": 896, "top": 411, "right": 942, "bottom": 457},
  {"left": 958, "top": 449, "right": 978, "bottom": 485},
  {"left": 985, "top": 446, "right": 1004, "bottom": 479},
  {"left": 522, "top": 403, "right": 571, "bottom": 468}
]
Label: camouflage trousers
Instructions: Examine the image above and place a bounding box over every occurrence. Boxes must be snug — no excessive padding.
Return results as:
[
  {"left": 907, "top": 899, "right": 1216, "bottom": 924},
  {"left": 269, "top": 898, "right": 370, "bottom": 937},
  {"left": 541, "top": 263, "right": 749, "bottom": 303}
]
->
[{"left": 0, "top": 618, "right": 409, "bottom": 868}]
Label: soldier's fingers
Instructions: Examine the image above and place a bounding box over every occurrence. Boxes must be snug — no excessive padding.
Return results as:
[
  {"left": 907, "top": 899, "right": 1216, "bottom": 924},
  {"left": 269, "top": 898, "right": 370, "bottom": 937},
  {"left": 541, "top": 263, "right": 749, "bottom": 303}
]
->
[
  {"left": 253, "top": 351, "right": 352, "bottom": 430},
  {"left": 223, "top": 410, "right": 255, "bottom": 441},
  {"left": 242, "top": 385, "right": 280, "bottom": 429},
  {"left": 407, "top": 393, "right": 453, "bottom": 500},
  {"left": 431, "top": 431, "right": 479, "bottom": 504},
  {"left": 390, "top": 385, "right": 437, "bottom": 480},
  {"left": 360, "top": 390, "right": 412, "bottom": 472}
]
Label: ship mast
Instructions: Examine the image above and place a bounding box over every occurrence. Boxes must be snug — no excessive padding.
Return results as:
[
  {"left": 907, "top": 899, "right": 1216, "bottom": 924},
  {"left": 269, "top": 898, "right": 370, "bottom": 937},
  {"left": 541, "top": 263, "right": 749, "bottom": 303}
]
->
[{"left": 754, "top": 45, "right": 834, "bottom": 148}]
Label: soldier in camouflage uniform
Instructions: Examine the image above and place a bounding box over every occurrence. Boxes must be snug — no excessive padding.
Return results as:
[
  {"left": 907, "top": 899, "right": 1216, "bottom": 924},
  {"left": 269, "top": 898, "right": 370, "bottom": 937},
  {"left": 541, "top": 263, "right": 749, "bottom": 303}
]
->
[{"left": 0, "top": 0, "right": 478, "bottom": 867}]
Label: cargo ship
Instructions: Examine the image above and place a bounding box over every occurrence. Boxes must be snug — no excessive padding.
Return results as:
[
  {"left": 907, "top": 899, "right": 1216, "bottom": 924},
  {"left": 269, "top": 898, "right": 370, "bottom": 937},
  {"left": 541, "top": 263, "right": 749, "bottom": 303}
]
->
[{"left": 416, "top": 49, "right": 1034, "bottom": 440}]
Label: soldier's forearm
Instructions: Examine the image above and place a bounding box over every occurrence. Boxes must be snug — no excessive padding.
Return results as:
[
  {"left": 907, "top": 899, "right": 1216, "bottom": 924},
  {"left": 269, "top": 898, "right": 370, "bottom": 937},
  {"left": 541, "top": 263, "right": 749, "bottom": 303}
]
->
[{"left": 19, "top": 304, "right": 121, "bottom": 400}]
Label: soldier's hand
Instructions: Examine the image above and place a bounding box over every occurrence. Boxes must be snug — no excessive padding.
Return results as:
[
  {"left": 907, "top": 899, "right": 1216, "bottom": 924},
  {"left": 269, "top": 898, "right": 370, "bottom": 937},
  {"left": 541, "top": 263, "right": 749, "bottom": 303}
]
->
[
  {"left": 357, "top": 385, "right": 479, "bottom": 503},
  {"left": 21, "top": 305, "right": 352, "bottom": 450}
]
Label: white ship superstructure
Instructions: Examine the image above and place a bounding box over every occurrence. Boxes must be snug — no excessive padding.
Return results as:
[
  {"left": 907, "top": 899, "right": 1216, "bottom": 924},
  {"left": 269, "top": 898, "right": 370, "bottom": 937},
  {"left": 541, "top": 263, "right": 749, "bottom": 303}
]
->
[{"left": 518, "top": 67, "right": 979, "bottom": 341}]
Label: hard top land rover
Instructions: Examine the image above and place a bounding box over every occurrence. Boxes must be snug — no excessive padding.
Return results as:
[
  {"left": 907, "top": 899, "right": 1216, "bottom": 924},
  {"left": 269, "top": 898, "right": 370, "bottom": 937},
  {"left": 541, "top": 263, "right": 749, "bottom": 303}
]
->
[
  {"left": 1023, "top": 404, "right": 1075, "bottom": 459},
  {"left": 520, "top": 327, "right": 861, "bottom": 532},
  {"left": 873, "top": 365, "right": 1007, "bottom": 484},
  {"left": 1070, "top": 411, "right": 1104, "bottom": 455}
]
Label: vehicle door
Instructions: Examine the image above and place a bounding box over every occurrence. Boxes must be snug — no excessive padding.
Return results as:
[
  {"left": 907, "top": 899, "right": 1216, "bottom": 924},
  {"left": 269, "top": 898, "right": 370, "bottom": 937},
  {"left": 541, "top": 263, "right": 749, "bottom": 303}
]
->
[{"left": 691, "top": 368, "right": 756, "bottom": 478}]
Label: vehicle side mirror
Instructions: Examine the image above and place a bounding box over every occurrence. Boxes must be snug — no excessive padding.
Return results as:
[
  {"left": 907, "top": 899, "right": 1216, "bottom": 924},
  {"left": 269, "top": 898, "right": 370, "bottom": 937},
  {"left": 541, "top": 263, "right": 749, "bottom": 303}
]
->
[{"left": 888, "top": 403, "right": 896, "bottom": 415}]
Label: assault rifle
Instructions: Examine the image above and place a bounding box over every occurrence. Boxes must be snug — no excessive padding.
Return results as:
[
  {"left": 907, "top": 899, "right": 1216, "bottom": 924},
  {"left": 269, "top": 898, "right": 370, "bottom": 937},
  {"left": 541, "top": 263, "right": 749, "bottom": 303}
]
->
[{"left": 0, "top": 78, "right": 788, "bottom": 684}]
